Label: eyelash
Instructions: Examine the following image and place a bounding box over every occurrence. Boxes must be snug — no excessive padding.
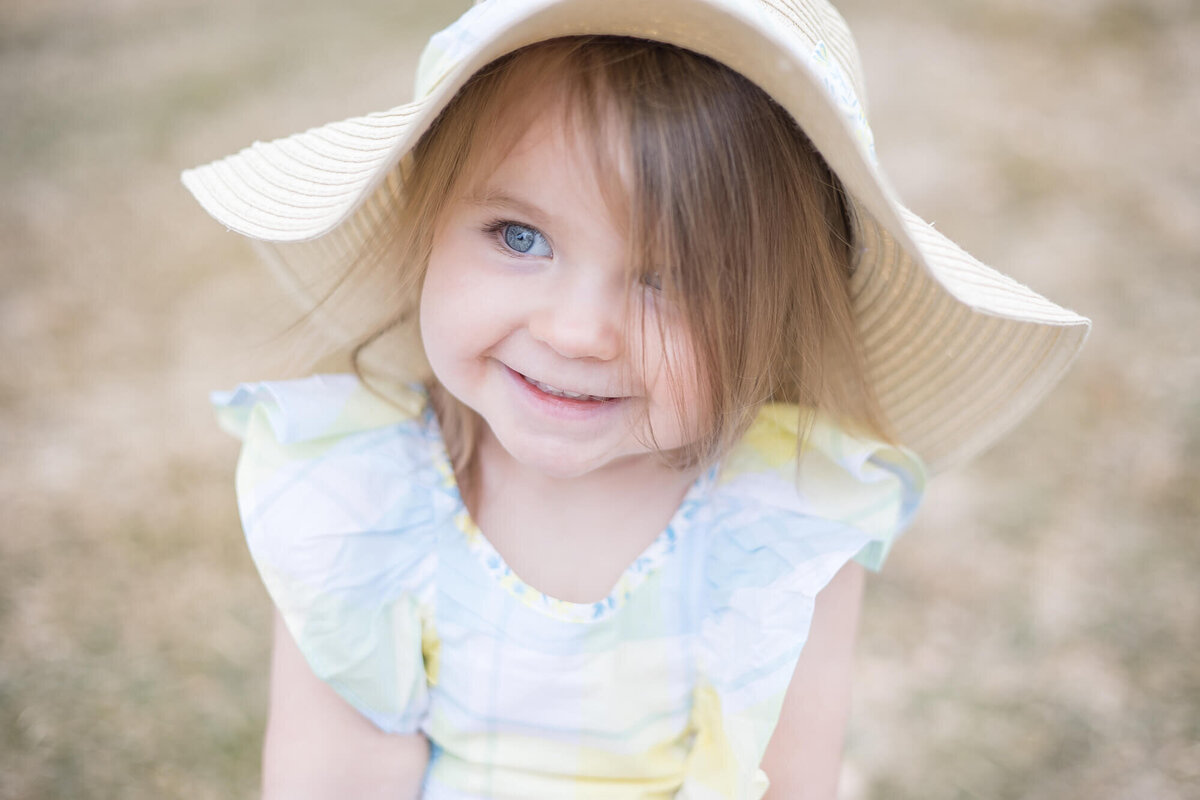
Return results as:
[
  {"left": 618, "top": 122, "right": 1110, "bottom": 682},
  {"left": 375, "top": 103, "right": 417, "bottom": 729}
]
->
[
  {"left": 481, "top": 219, "right": 549, "bottom": 257},
  {"left": 479, "top": 218, "right": 663, "bottom": 292}
]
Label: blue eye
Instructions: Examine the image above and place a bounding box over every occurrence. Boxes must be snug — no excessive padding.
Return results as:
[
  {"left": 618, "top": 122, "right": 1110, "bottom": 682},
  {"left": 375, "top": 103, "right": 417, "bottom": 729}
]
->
[
  {"left": 641, "top": 271, "right": 663, "bottom": 291},
  {"left": 502, "top": 223, "right": 552, "bottom": 257}
]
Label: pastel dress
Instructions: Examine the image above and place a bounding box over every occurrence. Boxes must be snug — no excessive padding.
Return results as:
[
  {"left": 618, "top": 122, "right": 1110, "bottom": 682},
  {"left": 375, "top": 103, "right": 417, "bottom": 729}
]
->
[{"left": 212, "top": 374, "right": 924, "bottom": 799}]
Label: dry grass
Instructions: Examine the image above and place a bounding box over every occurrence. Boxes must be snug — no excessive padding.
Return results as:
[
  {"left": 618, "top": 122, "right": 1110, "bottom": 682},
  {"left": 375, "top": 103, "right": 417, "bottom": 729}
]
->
[{"left": 2, "top": 0, "right": 1197, "bottom": 797}]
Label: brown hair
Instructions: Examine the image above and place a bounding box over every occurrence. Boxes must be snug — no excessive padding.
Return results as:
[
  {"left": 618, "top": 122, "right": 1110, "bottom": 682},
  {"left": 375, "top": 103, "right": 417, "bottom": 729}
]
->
[{"left": 352, "top": 36, "right": 889, "bottom": 476}]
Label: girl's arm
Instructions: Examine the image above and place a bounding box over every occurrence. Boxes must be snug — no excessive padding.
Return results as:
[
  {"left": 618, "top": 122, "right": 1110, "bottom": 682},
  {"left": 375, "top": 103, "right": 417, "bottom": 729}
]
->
[
  {"left": 261, "top": 611, "right": 430, "bottom": 800},
  {"left": 759, "top": 561, "right": 865, "bottom": 800}
]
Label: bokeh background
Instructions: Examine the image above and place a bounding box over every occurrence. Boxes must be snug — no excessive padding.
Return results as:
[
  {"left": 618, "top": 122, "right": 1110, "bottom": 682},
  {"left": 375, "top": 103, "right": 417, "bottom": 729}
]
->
[{"left": 2, "top": 0, "right": 1197, "bottom": 797}]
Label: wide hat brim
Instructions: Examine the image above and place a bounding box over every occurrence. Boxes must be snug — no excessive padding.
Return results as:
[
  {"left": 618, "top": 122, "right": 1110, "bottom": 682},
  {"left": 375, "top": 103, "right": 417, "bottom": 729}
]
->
[{"left": 181, "top": 0, "right": 1090, "bottom": 473}]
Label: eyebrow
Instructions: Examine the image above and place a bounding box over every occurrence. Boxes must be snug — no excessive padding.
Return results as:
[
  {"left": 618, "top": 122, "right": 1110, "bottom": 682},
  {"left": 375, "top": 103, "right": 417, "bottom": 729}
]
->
[{"left": 465, "top": 188, "right": 552, "bottom": 226}]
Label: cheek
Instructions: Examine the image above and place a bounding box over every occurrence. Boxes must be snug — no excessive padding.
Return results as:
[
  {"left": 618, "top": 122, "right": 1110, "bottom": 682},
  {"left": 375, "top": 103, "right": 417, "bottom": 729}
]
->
[
  {"left": 641, "top": 321, "right": 709, "bottom": 426},
  {"left": 422, "top": 233, "right": 493, "bottom": 320},
  {"left": 418, "top": 267, "right": 439, "bottom": 342},
  {"left": 419, "top": 236, "right": 505, "bottom": 385},
  {"left": 419, "top": 253, "right": 463, "bottom": 377}
]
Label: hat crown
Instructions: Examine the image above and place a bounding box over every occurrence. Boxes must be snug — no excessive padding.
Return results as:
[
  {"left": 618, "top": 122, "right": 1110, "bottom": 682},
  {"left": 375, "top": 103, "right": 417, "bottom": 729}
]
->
[{"left": 415, "top": 0, "right": 870, "bottom": 139}]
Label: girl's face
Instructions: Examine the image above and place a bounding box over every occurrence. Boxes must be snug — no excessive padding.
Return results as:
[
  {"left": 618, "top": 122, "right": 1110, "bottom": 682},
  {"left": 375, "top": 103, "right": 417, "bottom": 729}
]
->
[{"left": 419, "top": 102, "right": 705, "bottom": 480}]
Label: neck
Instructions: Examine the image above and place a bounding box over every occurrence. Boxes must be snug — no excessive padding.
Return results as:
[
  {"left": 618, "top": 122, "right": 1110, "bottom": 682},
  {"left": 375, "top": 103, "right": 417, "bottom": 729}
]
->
[{"left": 462, "top": 427, "right": 703, "bottom": 603}]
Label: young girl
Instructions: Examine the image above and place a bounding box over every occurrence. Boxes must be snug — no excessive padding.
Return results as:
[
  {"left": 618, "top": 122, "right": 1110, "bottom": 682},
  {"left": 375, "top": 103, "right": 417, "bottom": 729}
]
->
[{"left": 185, "top": 1, "right": 1089, "bottom": 797}]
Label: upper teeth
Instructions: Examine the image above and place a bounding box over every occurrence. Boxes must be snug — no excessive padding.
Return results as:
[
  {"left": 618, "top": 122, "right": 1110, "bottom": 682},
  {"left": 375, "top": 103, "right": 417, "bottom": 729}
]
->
[{"left": 523, "top": 374, "right": 608, "bottom": 401}]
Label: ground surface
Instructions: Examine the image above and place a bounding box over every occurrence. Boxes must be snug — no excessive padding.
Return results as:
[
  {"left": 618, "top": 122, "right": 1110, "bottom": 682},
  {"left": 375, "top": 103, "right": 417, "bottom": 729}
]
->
[{"left": 2, "top": 0, "right": 1197, "bottom": 797}]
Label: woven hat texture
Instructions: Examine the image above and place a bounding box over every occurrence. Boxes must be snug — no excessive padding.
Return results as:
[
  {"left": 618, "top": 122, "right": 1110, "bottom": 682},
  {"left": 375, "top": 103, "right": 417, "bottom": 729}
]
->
[{"left": 181, "top": 0, "right": 1090, "bottom": 472}]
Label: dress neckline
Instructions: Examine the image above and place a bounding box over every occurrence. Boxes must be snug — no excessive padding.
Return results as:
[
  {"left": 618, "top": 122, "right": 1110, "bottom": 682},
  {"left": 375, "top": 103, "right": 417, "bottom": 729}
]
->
[{"left": 420, "top": 401, "right": 713, "bottom": 624}]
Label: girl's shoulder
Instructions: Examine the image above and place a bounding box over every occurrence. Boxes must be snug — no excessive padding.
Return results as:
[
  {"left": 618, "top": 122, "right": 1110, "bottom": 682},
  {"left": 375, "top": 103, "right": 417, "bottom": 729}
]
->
[
  {"left": 692, "top": 405, "right": 926, "bottom": 713},
  {"left": 211, "top": 372, "right": 429, "bottom": 449},
  {"left": 210, "top": 373, "right": 447, "bottom": 534},
  {"left": 210, "top": 372, "right": 449, "bottom": 556},
  {"left": 715, "top": 404, "right": 926, "bottom": 573},
  {"left": 210, "top": 374, "right": 444, "bottom": 733}
]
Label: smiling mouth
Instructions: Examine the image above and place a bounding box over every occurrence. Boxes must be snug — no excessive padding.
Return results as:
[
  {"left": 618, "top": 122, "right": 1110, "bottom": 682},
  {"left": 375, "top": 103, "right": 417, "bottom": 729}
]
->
[{"left": 518, "top": 372, "right": 617, "bottom": 402}]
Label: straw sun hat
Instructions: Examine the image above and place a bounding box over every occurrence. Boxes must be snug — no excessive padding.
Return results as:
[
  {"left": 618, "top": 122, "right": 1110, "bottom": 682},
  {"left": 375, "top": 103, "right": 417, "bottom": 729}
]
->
[{"left": 182, "top": 0, "right": 1089, "bottom": 473}]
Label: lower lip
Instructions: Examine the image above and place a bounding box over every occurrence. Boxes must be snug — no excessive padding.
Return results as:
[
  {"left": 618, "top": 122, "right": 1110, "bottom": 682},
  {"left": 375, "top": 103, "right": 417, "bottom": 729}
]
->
[{"left": 503, "top": 366, "right": 624, "bottom": 421}]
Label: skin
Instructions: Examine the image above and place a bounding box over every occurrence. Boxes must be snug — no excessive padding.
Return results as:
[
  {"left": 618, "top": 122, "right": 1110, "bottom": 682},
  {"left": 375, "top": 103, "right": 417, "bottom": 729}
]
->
[
  {"left": 261, "top": 97, "right": 864, "bottom": 799},
  {"left": 760, "top": 561, "right": 865, "bottom": 799},
  {"left": 419, "top": 105, "right": 705, "bottom": 602},
  {"left": 262, "top": 613, "right": 428, "bottom": 800},
  {"left": 418, "top": 112, "right": 704, "bottom": 483}
]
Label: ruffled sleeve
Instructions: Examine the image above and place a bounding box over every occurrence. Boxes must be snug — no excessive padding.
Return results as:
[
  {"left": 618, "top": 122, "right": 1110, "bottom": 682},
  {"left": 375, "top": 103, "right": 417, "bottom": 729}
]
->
[
  {"left": 212, "top": 374, "right": 440, "bottom": 734},
  {"left": 724, "top": 405, "right": 926, "bottom": 571},
  {"left": 681, "top": 405, "right": 925, "bottom": 799}
]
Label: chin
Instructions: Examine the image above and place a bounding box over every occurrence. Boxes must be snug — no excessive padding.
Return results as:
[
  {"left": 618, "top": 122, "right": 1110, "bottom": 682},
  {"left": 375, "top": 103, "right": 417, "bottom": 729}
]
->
[
  {"left": 504, "top": 442, "right": 611, "bottom": 480},
  {"left": 489, "top": 431, "right": 635, "bottom": 480}
]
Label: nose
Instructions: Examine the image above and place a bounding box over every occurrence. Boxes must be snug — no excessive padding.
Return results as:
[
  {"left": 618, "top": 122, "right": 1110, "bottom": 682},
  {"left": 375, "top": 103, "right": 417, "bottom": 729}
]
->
[{"left": 527, "top": 277, "right": 624, "bottom": 361}]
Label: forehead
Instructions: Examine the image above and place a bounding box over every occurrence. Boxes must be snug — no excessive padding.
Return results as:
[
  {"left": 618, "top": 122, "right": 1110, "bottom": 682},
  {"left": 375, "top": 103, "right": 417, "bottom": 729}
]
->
[
  {"left": 478, "top": 104, "right": 626, "bottom": 199},
  {"left": 452, "top": 62, "right": 633, "bottom": 225}
]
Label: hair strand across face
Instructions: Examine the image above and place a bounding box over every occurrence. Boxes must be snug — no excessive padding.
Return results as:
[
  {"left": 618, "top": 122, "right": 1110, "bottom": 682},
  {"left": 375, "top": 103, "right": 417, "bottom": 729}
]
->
[{"left": 350, "top": 36, "right": 890, "bottom": 476}]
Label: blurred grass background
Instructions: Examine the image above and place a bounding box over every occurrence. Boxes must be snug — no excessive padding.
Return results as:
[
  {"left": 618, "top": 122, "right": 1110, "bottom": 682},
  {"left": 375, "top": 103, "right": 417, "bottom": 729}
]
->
[{"left": 1, "top": 0, "right": 1196, "bottom": 797}]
